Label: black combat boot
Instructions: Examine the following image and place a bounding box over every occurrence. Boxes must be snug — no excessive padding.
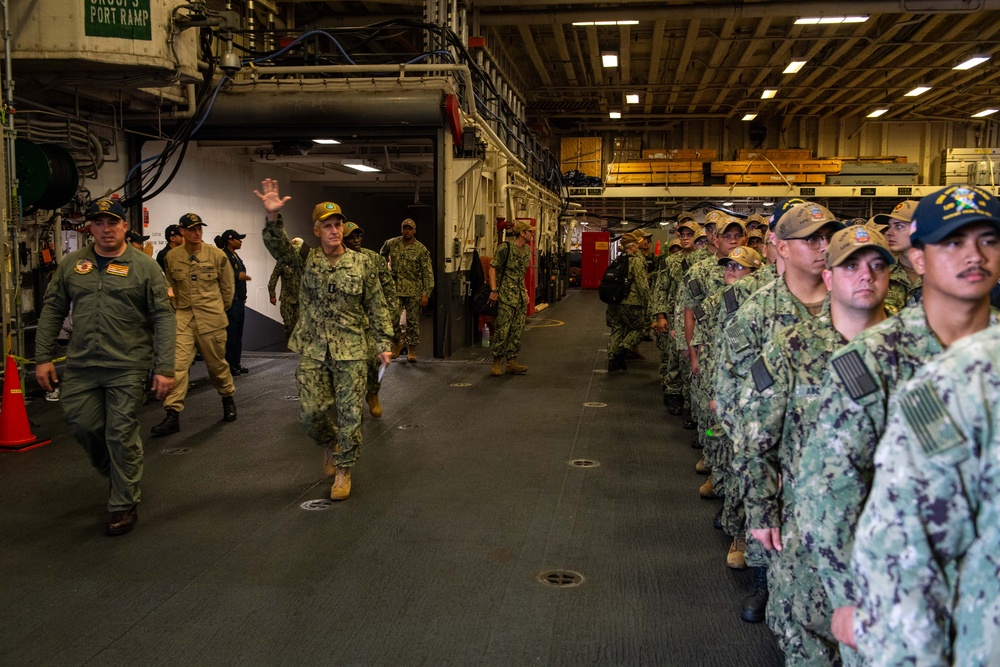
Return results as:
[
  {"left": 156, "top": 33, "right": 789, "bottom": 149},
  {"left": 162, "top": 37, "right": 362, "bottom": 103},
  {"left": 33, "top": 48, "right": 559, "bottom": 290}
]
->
[
  {"left": 607, "top": 352, "right": 628, "bottom": 372},
  {"left": 740, "top": 566, "right": 769, "bottom": 623},
  {"left": 222, "top": 396, "right": 238, "bottom": 422},
  {"left": 713, "top": 507, "right": 723, "bottom": 530},
  {"left": 663, "top": 393, "right": 683, "bottom": 415},
  {"left": 151, "top": 409, "right": 180, "bottom": 436}
]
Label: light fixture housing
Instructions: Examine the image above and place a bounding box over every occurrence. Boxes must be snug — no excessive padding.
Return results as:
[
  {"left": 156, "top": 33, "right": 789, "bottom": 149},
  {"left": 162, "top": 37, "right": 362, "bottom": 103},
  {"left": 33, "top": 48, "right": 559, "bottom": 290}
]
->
[
  {"left": 866, "top": 109, "right": 889, "bottom": 118},
  {"left": 954, "top": 55, "right": 990, "bottom": 70},
  {"left": 761, "top": 89, "right": 777, "bottom": 100},
  {"left": 783, "top": 60, "right": 807, "bottom": 74},
  {"left": 972, "top": 109, "right": 999, "bottom": 118},
  {"left": 342, "top": 158, "right": 381, "bottom": 172},
  {"left": 312, "top": 139, "right": 341, "bottom": 145},
  {"left": 905, "top": 86, "right": 931, "bottom": 97},
  {"left": 609, "top": 111, "right": 622, "bottom": 119},
  {"left": 742, "top": 113, "right": 758, "bottom": 121},
  {"left": 602, "top": 52, "right": 618, "bottom": 68},
  {"left": 795, "top": 16, "right": 868, "bottom": 25},
  {"left": 572, "top": 20, "right": 638, "bottom": 26},
  {"left": 625, "top": 93, "right": 640, "bottom": 104}
]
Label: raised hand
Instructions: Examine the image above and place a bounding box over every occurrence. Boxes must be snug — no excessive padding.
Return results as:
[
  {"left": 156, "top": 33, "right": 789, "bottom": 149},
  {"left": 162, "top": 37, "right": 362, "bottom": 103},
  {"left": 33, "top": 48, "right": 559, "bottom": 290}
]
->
[{"left": 253, "top": 178, "right": 291, "bottom": 215}]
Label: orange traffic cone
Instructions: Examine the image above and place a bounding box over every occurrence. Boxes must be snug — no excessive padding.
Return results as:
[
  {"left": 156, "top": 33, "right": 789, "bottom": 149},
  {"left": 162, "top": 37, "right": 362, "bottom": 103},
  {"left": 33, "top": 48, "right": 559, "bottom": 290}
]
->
[
  {"left": 654, "top": 240, "right": 661, "bottom": 256},
  {"left": 0, "top": 355, "right": 51, "bottom": 452}
]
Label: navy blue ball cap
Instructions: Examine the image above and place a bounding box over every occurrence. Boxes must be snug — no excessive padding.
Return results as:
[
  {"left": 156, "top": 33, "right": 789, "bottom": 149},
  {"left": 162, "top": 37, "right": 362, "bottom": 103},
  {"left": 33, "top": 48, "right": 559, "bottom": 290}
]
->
[
  {"left": 911, "top": 186, "right": 1000, "bottom": 244},
  {"left": 86, "top": 198, "right": 126, "bottom": 222},
  {"left": 179, "top": 213, "right": 206, "bottom": 229},
  {"left": 768, "top": 197, "right": 806, "bottom": 231}
]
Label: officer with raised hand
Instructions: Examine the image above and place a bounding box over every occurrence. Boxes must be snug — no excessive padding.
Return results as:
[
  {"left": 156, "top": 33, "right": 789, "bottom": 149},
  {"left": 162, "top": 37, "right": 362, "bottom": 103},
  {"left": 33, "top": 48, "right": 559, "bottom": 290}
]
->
[
  {"left": 797, "top": 185, "right": 1000, "bottom": 660},
  {"left": 35, "top": 198, "right": 176, "bottom": 536},
  {"left": 743, "top": 227, "right": 893, "bottom": 665}
]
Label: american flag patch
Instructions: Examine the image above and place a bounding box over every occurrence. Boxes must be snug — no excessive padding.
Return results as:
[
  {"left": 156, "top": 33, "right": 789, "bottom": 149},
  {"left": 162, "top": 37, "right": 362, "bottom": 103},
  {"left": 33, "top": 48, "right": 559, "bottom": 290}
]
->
[
  {"left": 899, "top": 381, "right": 966, "bottom": 456},
  {"left": 724, "top": 320, "right": 751, "bottom": 353},
  {"left": 830, "top": 350, "right": 878, "bottom": 401},
  {"left": 106, "top": 263, "right": 129, "bottom": 276}
]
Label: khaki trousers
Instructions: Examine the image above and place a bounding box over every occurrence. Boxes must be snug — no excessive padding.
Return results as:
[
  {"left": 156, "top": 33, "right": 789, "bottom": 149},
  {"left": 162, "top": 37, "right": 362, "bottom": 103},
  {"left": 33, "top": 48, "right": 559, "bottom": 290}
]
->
[{"left": 164, "top": 320, "right": 234, "bottom": 412}]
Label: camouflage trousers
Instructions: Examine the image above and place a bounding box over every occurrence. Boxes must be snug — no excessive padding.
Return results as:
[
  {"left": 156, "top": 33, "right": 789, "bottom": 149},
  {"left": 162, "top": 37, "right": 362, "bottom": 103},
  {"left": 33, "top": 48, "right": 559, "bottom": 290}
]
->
[
  {"left": 280, "top": 299, "right": 299, "bottom": 341},
  {"left": 395, "top": 296, "right": 423, "bottom": 347},
  {"left": 606, "top": 304, "right": 646, "bottom": 358},
  {"left": 656, "top": 331, "right": 682, "bottom": 394},
  {"left": 295, "top": 356, "right": 367, "bottom": 468},
  {"left": 690, "top": 346, "right": 715, "bottom": 447},
  {"left": 492, "top": 300, "right": 526, "bottom": 361},
  {"left": 366, "top": 354, "right": 382, "bottom": 396},
  {"left": 767, "top": 514, "right": 841, "bottom": 667}
]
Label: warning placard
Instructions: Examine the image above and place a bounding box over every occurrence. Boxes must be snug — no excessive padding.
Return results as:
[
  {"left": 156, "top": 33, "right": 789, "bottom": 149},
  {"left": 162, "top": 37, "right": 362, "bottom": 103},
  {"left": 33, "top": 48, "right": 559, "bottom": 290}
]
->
[{"left": 85, "top": 0, "right": 152, "bottom": 40}]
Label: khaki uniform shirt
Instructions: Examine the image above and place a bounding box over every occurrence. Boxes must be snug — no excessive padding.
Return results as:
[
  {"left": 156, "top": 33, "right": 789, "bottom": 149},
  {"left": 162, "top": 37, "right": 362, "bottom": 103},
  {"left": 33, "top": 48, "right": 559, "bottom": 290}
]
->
[{"left": 164, "top": 244, "right": 234, "bottom": 334}]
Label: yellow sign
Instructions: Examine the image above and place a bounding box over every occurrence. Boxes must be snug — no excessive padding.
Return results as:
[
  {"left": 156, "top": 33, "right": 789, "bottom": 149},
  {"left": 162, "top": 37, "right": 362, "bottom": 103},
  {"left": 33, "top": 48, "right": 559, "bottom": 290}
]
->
[{"left": 594, "top": 242, "right": 609, "bottom": 250}]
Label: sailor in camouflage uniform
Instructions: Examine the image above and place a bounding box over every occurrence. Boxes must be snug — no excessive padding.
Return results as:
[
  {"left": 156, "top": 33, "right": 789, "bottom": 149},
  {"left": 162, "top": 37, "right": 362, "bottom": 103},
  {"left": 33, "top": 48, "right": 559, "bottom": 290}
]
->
[
  {"left": 380, "top": 218, "right": 434, "bottom": 362},
  {"left": 344, "top": 221, "right": 397, "bottom": 417},
  {"left": 488, "top": 219, "right": 534, "bottom": 376},
  {"left": 873, "top": 200, "right": 920, "bottom": 313},
  {"left": 268, "top": 236, "right": 305, "bottom": 340},
  {"left": 255, "top": 179, "right": 394, "bottom": 501},
  {"left": 796, "top": 185, "right": 1000, "bottom": 658},
  {"left": 852, "top": 325, "right": 1000, "bottom": 667},
  {"left": 743, "top": 227, "right": 894, "bottom": 665},
  {"left": 717, "top": 202, "right": 844, "bottom": 623},
  {"left": 606, "top": 233, "right": 650, "bottom": 371}
]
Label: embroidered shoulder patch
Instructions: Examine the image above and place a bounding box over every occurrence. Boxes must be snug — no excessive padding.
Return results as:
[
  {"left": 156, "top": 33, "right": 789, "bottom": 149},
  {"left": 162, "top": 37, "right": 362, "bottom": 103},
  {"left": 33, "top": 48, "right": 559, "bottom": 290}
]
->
[
  {"left": 898, "top": 381, "right": 966, "bottom": 456},
  {"left": 687, "top": 279, "right": 705, "bottom": 300},
  {"left": 74, "top": 259, "right": 94, "bottom": 275},
  {"left": 724, "top": 288, "right": 740, "bottom": 314},
  {"left": 830, "top": 350, "right": 878, "bottom": 401},
  {"left": 724, "top": 319, "right": 751, "bottom": 353},
  {"left": 693, "top": 303, "right": 706, "bottom": 322},
  {"left": 751, "top": 356, "right": 774, "bottom": 392}
]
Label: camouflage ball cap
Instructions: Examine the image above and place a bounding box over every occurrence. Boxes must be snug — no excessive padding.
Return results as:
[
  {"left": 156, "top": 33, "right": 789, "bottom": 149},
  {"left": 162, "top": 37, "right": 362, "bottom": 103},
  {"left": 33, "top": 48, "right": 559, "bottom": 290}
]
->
[
  {"left": 344, "top": 221, "right": 363, "bottom": 237},
  {"left": 676, "top": 219, "right": 702, "bottom": 234},
  {"left": 401, "top": 218, "right": 416, "bottom": 230},
  {"left": 825, "top": 225, "right": 895, "bottom": 268},
  {"left": 703, "top": 209, "right": 727, "bottom": 229},
  {"left": 871, "top": 199, "right": 918, "bottom": 228},
  {"left": 513, "top": 220, "right": 533, "bottom": 234},
  {"left": 717, "top": 245, "right": 762, "bottom": 269},
  {"left": 312, "top": 202, "right": 345, "bottom": 223},
  {"left": 776, "top": 202, "right": 845, "bottom": 240},
  {"left": 910, "top": 186, "right": 1000, "bottom": 244},
  {"left": 631, "top": 227, "right": 652, "bottom": 239}
]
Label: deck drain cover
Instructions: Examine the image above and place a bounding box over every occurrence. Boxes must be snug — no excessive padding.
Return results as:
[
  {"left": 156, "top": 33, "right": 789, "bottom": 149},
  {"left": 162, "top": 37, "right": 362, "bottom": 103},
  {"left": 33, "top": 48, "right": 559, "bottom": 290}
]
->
[
  {"left": 597, "top": 348, "right": 607, "bottom": 353},
  {"left": 569, "top": 459, "right": 600, "bottom": 468},
  {"left": 398, "top": 424, "right": 421, "bottom": 430},
  {"left": 538, "top": 570, "right": 584, "bottom": 588},
  {"left": 450, "top": 382, "right": 472, "bottom": 387},
  {"left": 283, "top": 395, "right": 300, "bottom": 401},
  {"left": 583, "top": 402, "right": 607, "bottom": 408},
  {"left": 300, "top": 499, "right": 335, "bottom": 511},
  {"left": 593, "top": 369, "right": 608, "bottom": 374},
  {"left": 161, "top": 447, "right": 190, "bottom": 455}
]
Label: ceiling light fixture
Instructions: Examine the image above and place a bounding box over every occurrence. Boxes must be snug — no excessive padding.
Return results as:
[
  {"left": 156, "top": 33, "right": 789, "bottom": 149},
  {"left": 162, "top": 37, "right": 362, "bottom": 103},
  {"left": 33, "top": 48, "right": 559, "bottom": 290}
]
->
[
  {"left": 609, "top": 111, "right": 622, "bottom": 119},
  {"left": 742, "top": 113, "right": 757, "bottom": 121},
  {"left": 572, "top": 20, "right": 638, "bottom": 26},
  {"left": 972, "top": 109, "right": 999, "bottom": 118},
  {"left": 602, "top": 52, "right": 618, "bottom": 68},
  {"left": 783, "top": 60, "right": 807, "bottom": 74},
  {"left": 954, "top": 55, "right": 990, "bottom": 70},
  {"left": 312, "top": 139, "right": 341, "bottom": 145},
  {"left": 761, "top": 89, "right": 777, "bottom": 99},
  {"left": 795, "top": 16, "right": 868, "bottom": 25},
  {"left": 867, "top": 108, "right": 889, "bottom": 118},
  {"left": 342, "top": 158, "right": 381, "bottom": 173},
  {"left": 905, "top": 86, "right": 931, "bottom": 97},
  {"left": 723, "top": 201, "right": 734, "bottom": 207},
  {"left": 626, "top": 93, "right": 640, "bottom": 104},
  {"left": 763, "top": 201, "right": 774, "bottom": 206}
]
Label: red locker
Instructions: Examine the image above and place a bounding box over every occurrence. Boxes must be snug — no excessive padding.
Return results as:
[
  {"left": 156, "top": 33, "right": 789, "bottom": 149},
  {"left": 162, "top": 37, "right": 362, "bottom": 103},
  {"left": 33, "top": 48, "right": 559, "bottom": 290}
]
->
[
  {"left": 515, "top": 217, "right": 538, "bottom": 316},
  {"left": 581, "top": 231, "right": 610, "bottom": 289}
]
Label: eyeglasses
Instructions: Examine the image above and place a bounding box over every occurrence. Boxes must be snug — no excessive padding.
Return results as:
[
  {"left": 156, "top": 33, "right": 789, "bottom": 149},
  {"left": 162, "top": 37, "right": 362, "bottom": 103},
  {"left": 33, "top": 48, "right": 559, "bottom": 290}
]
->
[
  {"left": 677, "top": 231, "right": 695, "bottom": 239},
  {"left": 719, "top": 232, "right": 746, "bottom": 242},
  {"left": 797, "top": 233, "right": 834, "bottom": 250},
  {"left": 724, "top": 261, "right": 748, "bottom": 271}
]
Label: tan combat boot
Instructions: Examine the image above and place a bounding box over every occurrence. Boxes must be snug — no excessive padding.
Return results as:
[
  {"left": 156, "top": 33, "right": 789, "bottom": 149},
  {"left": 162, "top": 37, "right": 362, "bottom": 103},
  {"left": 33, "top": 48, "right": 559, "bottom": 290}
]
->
[
  {"left": 366, "top": 393, "right": 382, "bottom": 417},
  {"left": 390, "top": 339, "right": 404, "bottom": 359},
  {"left": 695, "top": 458, "right": 711, "bottom": 475},
  {"left": 491, "top": 359, "right": 504, "bottom": 376},
  {"left": 322, "top": 447, "right": 337, "bottom": 477},
  {"left": 699, "top": 477, "right": 718, "bottom": 499},
  {"left": 727, "top": 536, "right": 747, "bottom": 570},
  {"left": 331, "top": 466, "right": 352, "bottom": 500},
  {"left": 505, "top": 358, "right": 528, "bottom": 374},
  {"left": 407, "top": 345, "right": 418, "bottom": 363}
]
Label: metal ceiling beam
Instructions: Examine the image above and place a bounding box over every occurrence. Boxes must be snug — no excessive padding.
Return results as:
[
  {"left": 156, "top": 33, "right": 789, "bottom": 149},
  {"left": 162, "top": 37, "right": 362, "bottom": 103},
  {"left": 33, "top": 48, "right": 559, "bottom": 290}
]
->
[
  {"left": 642, "top": 19, "right": 665, "bottom": 115},
  {"left": 709, "top": 17, "right": 770, "bottom": 114},
  {"left": 687, "top": 16, "right": 735, "bottom": 113},
  {"left": 666, "top": 17, "right": 699, "bottom": 114},
  {"left": 517, "top": 24, "right": 553, "bottom": 87},
  {"left": 551, "top": 23, "right": 580, "bottom": 87},
  {"left": 620, "top": 25, "right": 631, "bottom": 86}
]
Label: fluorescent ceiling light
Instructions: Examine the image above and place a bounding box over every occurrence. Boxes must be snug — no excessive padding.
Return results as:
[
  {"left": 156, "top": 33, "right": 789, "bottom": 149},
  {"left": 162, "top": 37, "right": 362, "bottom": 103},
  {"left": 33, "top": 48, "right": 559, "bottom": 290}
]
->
[
  {"left": 626, "top": 93, "right": 640, "bottom": 104},
  {"left": 763, "top": 201, "right": 774, "bottom": 206},
  {"left": 723, "top": 201, "right": 734, "bottom": 206},
  {"left": 602, "top": 52, "right": 618, "bottom": 68},
  {"left": 342, "top": 158, "right": 381, "bottom": 172},
  {"left": 954, "top": 55, "right": 990, "bottom": 70},
  {"left": 783, "top": 60, "right": 807, "bottom": 74},
  {"left": 609, "top": 111, "right": 622, "bottom": 119},
  {"left": 616, "top": 20, "right": 639, "bottom": 25},
  {"left": 867, "top": 108, "right": 889, "bottom": 118},
  {"left": 312, "top": 138, "right": 340, "bottom": 145},
  {"left": 742, "top": 113, "right": 757, "bottom": 121},
  {"left": 795, "top": 16, "right": 868, "bottom": 25},
  {"left": 905, "top": 86, "right": 931, "bottom": 97},
  {"left": 761, "top": 89, "right": 777, "bottom": 99},
  {"left": 572, "top": 20, "right": 638, "bottom": 26},
  {"left": 972, "top": 109, "right": 999, "bottom": 118}
]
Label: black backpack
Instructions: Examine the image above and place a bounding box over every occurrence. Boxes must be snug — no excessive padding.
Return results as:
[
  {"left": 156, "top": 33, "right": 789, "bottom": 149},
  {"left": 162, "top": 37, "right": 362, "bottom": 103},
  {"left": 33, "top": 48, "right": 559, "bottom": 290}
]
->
[{"left": 598, "top": 255, "right": 633, "bottom": 304}]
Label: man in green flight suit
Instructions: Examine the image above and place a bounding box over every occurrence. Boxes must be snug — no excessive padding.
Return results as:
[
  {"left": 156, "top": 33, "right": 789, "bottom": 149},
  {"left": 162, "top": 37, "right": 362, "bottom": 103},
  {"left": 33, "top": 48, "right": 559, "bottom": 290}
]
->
[
  {"left": 255, "top": 179, "right": 394, "bottom": 501},
  {"left": 380, "top": 218, "right": 434, "bottom": 363}
]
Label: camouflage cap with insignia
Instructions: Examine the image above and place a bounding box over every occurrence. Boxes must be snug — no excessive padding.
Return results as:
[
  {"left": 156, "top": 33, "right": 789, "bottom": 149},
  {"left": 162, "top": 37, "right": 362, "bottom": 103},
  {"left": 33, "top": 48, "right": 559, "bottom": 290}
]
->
[
  {"left": 719, "top": 218, "right": 747, "bottom": 236},
  {"left": 86, "top": 198, "right": 127, "bottom": 222},
  {"left": 676, "top": 219, "right": 702, "bottom": 234},
  {"left": 513, "top": 220, "right": 534, "bottom": 234},
  {"left": 825, "top": 225, "right": 895, "bottom": 268},
  {"left": 620, "top": 232, "right": 638, "bottom": 244},
  {"left": 776, "top": 202, "right": 846, "bottom": 240},
  {"left": 911, "top": 186, "right": 1000, "bottom": 244},
  {"left": 871, "top": 199, "right": 919, "bottom": 229},
  {"left": 313, "top": 202, "right": 345, "bottom": 223},
  {"left": 631, "top": 227, "right": 652, "bottom": 239},
  {"left": 745, "top": 213, "right": 768, "bottom": 228},
  {"left": 677, "top": 211, "right": 697, "bottom": 223},
  {"left": 401, "top": 217, "right": 416, "bottom": 230},
  {"left": 344, "top": 221, "right": 363, "bottom": 237},
  {"left": 703, "top": 209, "right": 727, "bottom": 229},
  {"left": 718, "top": 245, "right": 762, "bottom": 269},
  {"left": 668, "top": 238, "right": 682, "bottom": 249}
]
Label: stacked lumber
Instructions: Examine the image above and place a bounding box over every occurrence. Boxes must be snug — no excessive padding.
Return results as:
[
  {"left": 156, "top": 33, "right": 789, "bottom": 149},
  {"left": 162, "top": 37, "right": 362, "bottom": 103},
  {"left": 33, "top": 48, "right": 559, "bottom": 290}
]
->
[
  {"left": 642, "top": 148, "right": 718, "bottom": 161},
  {"left": 560, "top": 137, "right": 603, "bottom": 178},
  {"left": 737, "top": 148, "right": 812, "bottom": 160},
  {"left": 606, "top": 160, "right": 705, "bottom": 186},
  {"left": 712, "top": 159, "right": 841, "bottom": 185}
]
